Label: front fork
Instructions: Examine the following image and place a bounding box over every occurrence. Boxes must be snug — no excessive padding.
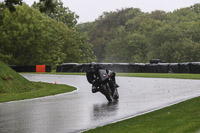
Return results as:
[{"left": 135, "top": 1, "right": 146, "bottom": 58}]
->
[{"left": 107, "top": 78, "right": 115, "bottom": 95}]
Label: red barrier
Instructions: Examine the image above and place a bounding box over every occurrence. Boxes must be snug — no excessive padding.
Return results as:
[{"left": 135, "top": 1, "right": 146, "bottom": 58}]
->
[{"left": 36, "top": 65, "right": 46, "bottom": 73}]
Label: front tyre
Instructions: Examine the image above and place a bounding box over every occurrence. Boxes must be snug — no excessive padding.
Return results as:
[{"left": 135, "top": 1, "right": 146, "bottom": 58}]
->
[
  {"left": 102, "top": 83, "right": 113, "bottom": 102},
  {"left": 113, "top": 89, "right": 119, "bottom": 100}
]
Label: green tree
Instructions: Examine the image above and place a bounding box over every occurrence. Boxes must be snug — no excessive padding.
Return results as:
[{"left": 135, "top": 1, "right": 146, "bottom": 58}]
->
[
  {"left": 33, "top": 0, "right": 56, "bottom": 14},
  {"left": 0, "top": 2, "right": 5, "bottom": 26},
  {"left": 105, "top": 27, "right": 148, "bottom": 63},
  {"left": 104, "top": 26, "right": 129, "bottom": 62},
  {"left": 125, "top": 13, "right": 147, "bottom": 32},
  {"left": 4, "top": 0, "right": 22, "bottom": 12},
  {"left": 32, "top": 0, "right": 78, "bottom": 27},
  {"left": 0, "top": 4, "right": 91, "bottom": 66},
  {"left": 78, "top": 4, "right": 200, "bottom": 63},
  {"left": 158, "top": 38, "right": 200, "bottom": 62},
  {"left": 150, "top": 10, "right": 167, "bottom": 21}
]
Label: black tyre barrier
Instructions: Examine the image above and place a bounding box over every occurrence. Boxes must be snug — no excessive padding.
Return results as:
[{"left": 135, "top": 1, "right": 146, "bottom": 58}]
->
[
  {"left": 129, "top": 63, "right": 140, "bottom": 73},
  {"left": 11, "top": 62, "right": 200, "bottom": 73},
  {"left": 158, "top": 63, "right": 169, "bottom": 73},
  {"left": 99, "top": 63, "right": 113, "bottom": 70},
  {"left": 145, "top": 63, "right": 169, "bottom": 73},
  {"left": 74, "top": 63, "right": 90, "bottom": 72},
  {"left": 80, "top": 63, "right": 91, "bottom": 72},
  {"left": 57, "top": 62, "right": 200, "bottom": 73},
  {"left": 111, "top": 63, "right": 130, "bottom": 73},
  {"left": 168, "top": 63, "right": 179, "bottom": 73},
  {"left": 58, "top": 63, "right": 90, "bottom": 72},
  {"left": 189, "top": 62, "right": 200, "bottom": 73},
  {"left": 10, "top": 65, "right": 51, "bottom": 72},
  {"left": 56, "top": 65, "right": 62, "bottom": 72},
  {"left": 45, "top": 65, "right": 51, "bottom": 72},
  {"left": 61, "top": 63, "right": 78, "bottom": 72},
  {"left": 179, "top": 63, "right": 190, "bottom": 73},
  {"left": 10, "top": 65, "right": 36, "bottom": 72},
  {"left": 137, "top": 63, "right": 147, "bottom": 73}
]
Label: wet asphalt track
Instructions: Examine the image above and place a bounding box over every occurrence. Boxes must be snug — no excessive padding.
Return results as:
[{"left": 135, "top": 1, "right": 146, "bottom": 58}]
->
[{"left": 0, "top": 74, "right": 200, "bottom": 133}]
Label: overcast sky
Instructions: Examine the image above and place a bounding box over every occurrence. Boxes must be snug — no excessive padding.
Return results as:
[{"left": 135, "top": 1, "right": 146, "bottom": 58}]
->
[{"left": 1, "top": 0, "right": 200, "bottom": 23}]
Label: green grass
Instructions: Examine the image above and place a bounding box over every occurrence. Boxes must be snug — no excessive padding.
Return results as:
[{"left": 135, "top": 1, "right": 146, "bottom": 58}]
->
[
  {"left": 0, "top": 82, "right": 76, "bottom": 103},
  {"left": 0, "top": 61, "right": 76, "bottom": 103},
  {"left": 85, "top": 96, "right": 200, "bottom": 133},
  {"left": 117, "top": 73, "right": 200, "bottom": 80},
  {"left": 0, "top": 62, "right": 35, "bottom": 94}
]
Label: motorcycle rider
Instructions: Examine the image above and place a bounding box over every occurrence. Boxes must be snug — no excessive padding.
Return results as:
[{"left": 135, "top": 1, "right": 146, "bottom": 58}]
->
[{"left": 86, "top": 62, "right": 119, "bottom": 93}]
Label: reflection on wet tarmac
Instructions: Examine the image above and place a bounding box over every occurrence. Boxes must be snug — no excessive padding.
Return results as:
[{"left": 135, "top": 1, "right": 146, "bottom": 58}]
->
[{"left": 92, "top": 100, "right": 119, "bottom": 121}]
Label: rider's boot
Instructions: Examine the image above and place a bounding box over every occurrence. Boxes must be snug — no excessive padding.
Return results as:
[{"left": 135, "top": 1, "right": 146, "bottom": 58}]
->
[{"left": 92, "top": 86, "right": 99, "bottom": 93}]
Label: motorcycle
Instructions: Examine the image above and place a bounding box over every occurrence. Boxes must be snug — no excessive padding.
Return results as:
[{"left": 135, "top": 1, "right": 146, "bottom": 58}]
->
[{"left": 95, "top": 69, "right": 119, "bottom": 102}]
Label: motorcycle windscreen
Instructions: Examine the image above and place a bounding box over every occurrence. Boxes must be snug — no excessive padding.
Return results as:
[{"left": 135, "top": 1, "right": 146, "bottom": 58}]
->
[{"left": 98, "top": 69, "right": 108, "bottom": 81}]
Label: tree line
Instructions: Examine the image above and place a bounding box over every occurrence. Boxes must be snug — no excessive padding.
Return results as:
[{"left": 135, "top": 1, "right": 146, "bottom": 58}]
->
[
  {"left": 0, "top": 0, "right": 96, "bottom": 67},
  {"left": 77, "top": 4, "right": 200, "bottom": 63}
]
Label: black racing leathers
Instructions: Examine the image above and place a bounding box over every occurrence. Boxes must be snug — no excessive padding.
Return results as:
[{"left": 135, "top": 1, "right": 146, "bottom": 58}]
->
[
  {"left": 86, "top": 68, "right": 117, "bottom": 93},
  {"left": 86, "top": 70, "right": 100, "bottom": 87}
]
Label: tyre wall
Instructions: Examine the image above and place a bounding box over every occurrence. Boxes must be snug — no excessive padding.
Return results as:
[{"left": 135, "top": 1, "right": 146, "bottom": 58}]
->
[
  {"left": 10, "top": 62, "right": 200, "bottom": 73},
  {"left": 10, "top": 65, "right": 51, "bottom": 72},
  {"left": 56, "top": 62, "right": 200, "bottom": 73}
]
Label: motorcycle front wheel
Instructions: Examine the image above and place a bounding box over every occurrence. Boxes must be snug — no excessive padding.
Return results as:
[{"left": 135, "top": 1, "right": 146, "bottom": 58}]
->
[
  {"left": 113, "top": 89, "right": 119, "bottom": 100},
  {"left": 102, "top": 83, "right": 113, "bottom": 102}
]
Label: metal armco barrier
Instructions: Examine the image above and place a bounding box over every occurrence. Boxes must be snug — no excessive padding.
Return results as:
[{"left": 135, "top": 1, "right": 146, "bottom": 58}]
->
[{"left": 57, "top": 62, "right": 200, "bottom": 73}]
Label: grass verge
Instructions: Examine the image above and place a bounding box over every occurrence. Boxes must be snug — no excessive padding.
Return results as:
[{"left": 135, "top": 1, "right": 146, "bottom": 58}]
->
[
  {"left": 85, "top": 96, "right": 200, "bottom": 133},
  {"left": 0, "top": 82, "right": 76, "bottom": 103},
  {"left": 117, "top": 73, "right": 200, "bottom": 79},
  {"left": 0, "top": 61, "right": 76, "bottom": 103}
]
